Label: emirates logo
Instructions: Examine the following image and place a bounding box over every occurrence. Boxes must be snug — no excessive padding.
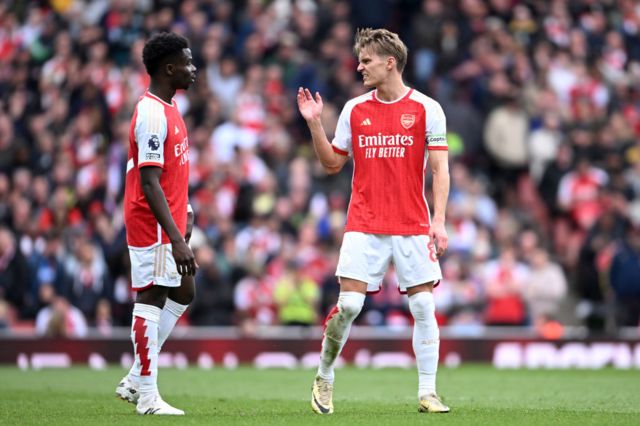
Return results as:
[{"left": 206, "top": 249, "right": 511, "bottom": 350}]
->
[{"left": 400, "top": 114, "right": 415, "bottom": 129}]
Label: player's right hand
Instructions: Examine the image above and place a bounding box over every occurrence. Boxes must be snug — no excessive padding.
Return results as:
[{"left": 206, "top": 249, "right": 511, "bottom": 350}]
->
[
  {"left": 171, "top": 239, "right": 198, "bottom": 276},
  {"left": 297, "top": 87, "right": 323, "bottom": 121},
  {"left": 429, "top": 220, "right": 448, "bottom": 258}
]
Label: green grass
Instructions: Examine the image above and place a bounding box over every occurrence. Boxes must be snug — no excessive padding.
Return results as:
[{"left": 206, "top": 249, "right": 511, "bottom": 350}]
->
[{"left": 0, "top": 365, "right": 638, "bottom": 425}]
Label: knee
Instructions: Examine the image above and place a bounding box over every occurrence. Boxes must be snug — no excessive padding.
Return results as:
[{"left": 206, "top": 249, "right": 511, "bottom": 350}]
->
[
  {"left": 174, "top": 287, "right": 195, "bottom": 305},
  {"left": 409, "top": 292, "right": 435, "bottom": 322},
  {"left": 169, "top": 276, "right": 195, "bottom": 305},
  {"left": 337, "top": 294, "right": 364, "bottom": 320},
  {"left": 178, "top": 289, "right": 195, "bottom": 305}
]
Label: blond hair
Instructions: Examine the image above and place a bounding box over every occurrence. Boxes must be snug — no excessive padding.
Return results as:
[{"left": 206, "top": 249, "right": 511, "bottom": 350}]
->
[{"left": 354, "top": 28, "right": 408, "bottom": 73}]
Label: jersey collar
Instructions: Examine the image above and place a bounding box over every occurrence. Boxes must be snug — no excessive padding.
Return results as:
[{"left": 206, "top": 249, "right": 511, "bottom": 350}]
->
[
  {"left": 145, "top": 90, "right": 175, "bottom": 107},
  {"left": 373, "top": 87, "right": 413, "bottom": 104}
]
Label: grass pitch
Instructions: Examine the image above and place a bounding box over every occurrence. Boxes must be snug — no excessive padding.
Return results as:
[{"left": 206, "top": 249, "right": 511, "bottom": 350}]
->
[{"left": 0, "top": 365, "right": 637, "bottom": 425}]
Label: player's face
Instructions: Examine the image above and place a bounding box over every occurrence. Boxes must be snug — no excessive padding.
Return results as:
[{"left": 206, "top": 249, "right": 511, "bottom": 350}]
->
[
  {"left": 171, "top": 48, "right": 197, "bottom": 90},
  {"left": 357, "top": 48, "right": 392, "bottom": 88}
]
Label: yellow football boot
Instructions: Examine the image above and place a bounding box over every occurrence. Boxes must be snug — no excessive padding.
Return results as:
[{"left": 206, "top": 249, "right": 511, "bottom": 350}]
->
[
  {"left": 418, "top": 393, "right": 450, "bottom": 413},
  {"left": 311, "top": 376, "right": 334, "bottom": 414}
]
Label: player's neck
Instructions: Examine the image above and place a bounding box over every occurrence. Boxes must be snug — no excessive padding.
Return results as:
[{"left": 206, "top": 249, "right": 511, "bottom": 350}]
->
[
  {"left": 148, "top": 82, "right": 175, "bottom": 104},
  {"left": 375, "top": 76, "right": 408, "bottom": 102}
]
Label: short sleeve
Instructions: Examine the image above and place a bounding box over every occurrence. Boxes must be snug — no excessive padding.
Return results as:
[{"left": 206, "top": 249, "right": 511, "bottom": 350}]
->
[
  {"left": 426, "top": 101, "right": 447, "bottom": 151},
  {"left": 135, "top": 98, "right": 168, "bottom": 168},
  {"left": 331, "top": 103, "right": 353, "bottom": 157}
]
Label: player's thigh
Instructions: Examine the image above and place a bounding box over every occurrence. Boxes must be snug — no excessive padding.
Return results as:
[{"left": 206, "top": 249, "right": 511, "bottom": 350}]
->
[
  {"left": 336, "top": 232, "right": 392, "bottom": 292},
  {"left": 338, "top": 277, "right": 368, "bottom": 294},
  {"left": 129, "top": 243, "right": 181, "bottom": 290},
  {"left": 168, "top": 275, "right": 195, "bottom": 305},
  {"left": 391, "top": 234, "right": 442, "bottom": 292}
]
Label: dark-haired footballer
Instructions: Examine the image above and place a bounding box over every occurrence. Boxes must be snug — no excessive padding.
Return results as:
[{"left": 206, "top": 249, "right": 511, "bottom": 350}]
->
[{"left": 115, "top": 32, "right": 197, "bottom": 416}]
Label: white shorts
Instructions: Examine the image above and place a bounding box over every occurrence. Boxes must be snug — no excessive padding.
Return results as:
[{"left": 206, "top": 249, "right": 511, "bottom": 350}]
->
[
  {"left": 128, "top": 243, "right": 181, "bottom": 291},
  {"left": 336, "top": 232, "right": 442, "bottom": 293}
]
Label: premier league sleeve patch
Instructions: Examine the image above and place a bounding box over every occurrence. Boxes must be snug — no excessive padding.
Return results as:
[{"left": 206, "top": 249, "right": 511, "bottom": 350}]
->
[
  {"left": 148, "top": 134, "right": 160, "bottom": 151},
  {"left": 139, "top": 132, "right": 165, "bottom": 165}
]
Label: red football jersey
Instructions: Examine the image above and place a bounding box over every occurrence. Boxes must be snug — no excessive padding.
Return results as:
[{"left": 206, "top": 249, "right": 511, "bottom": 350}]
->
[
  {"left": 331, "top": 88, "right": 447, "bottom": 235},
  {"left": 124, "top": 92, "right": 190, "bottom": 248}
]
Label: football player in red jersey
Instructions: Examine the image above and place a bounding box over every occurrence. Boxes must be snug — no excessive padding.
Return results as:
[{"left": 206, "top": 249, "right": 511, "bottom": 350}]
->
[
  {"left": 116, "top": 32, "right": 197, "bottom": 416},
  {"left": 298, "top": 28, "right": 451, "bottom": 414}
]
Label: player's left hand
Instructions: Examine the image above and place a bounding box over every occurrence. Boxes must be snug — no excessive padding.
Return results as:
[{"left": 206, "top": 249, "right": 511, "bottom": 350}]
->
[{"left": 429, "top": 220, "right": 448, "bottom": 258}]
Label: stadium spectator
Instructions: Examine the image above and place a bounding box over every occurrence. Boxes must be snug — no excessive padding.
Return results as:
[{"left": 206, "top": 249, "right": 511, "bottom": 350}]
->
[
  {"left": 528, "top": 113, "right": 563, "bottom": 183},
  {"left": 434, "top": 254, "right": 484, "bottom": 328},
  {"left": 575, "top": 206, "right": 628, "bottom": 330},
  {"left": 189, "top": 244, "right": 235, "bottom": 326},
  {"left": 609, "top": 224, "right": 640, "bottom": 327},
  {"left": 63, "top": 235, "right": 111, "bottom": 322},
  {"left": 557, "top": 156, "right": 609, "bottom": 230},
  {"left": 26, "top": 231, "right": 70, "bottom": 318},
  {"left": 481, "top": 246, "right": 529, "bottom": 326},
  {"left": 411, "top": 0, "right": 445, "bottom": 86},
  {"left": 0, "top": 226, "right": 29, "bottom": 315},
  {"left": 273, "top": 259, "right": 319, "bottom": 326},
  {"left": 523, "top": 247, "right": 568, "bottom": 324},
  {"left": 35, "top": 295, "right": 88, "bottom": 338},
  {"left": 483, "top": 92, "right": 530, "bottom": 203},
  {"left": 234, "top": 261, "right": 275, "bottom": 331},
  {"left": 94, "top": 298, "right": 113, "bottom": 337}
]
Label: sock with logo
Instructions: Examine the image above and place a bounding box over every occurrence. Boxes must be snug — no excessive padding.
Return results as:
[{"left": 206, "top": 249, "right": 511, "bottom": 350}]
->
[
  {"left": 128, "top": 298, "right": 188, "bottom": 384},
  {"left": 409, "top": 291, "right": 439, "bottom": 398},
  {"left": 130, "top": 303, "right": 161, "bottom": 401},
  {"left": 317, "top": 291, "right": 365, "bottom": 383}
]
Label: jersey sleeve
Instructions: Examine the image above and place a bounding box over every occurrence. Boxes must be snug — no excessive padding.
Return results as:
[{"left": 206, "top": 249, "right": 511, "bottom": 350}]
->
[
  {"left": 425, "top": 101, "right": 447, "bottom": 151},
  {"left": 135, "top": 98, "right": 168, "bottom": 168},
  {"left": 331, "top": 103, "right": 353, "bottom": 157}
]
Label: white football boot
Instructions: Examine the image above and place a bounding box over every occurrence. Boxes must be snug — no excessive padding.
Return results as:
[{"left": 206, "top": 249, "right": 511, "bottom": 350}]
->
[
  {"left": 115, "top": 375, "right": 139, "bottom": 404},
  {"left": 136, "top": 394, "right": 185, "bottom": 416}
]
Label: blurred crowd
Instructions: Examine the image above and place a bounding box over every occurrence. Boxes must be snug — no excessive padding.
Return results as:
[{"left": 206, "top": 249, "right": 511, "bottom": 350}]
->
[{"left": 1, "top": 0, "right": 639, "bottom": 338}]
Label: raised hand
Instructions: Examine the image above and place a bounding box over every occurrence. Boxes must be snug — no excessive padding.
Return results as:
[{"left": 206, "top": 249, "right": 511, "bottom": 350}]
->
[{"left": 297, "top": 87, "right": 323, "bottom": 121}]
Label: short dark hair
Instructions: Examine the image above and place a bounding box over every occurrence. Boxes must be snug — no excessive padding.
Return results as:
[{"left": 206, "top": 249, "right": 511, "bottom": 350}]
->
[{"left": 142, "top": 32, "right": 189, "bottom": 75}]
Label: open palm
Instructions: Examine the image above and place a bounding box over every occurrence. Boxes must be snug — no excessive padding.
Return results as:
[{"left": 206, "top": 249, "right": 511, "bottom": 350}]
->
[{"left": 297, "top": 87, "right": 323, "bottom": 121}]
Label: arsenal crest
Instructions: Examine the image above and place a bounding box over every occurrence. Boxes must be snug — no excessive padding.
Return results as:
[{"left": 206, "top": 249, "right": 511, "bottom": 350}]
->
[{"left": 401, "top": 114, "right": 415, "bottom": 129}]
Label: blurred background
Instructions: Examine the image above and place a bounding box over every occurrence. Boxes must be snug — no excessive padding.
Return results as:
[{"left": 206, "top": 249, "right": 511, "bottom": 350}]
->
[{"left": 0, "top": 0, "right": 639, "bottom": 365}]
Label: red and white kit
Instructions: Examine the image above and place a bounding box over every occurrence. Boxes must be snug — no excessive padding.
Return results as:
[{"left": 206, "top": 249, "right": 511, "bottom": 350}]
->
[
  {"left": 124, "top": 92, "right": 190, "bottom": 290},
  {"left": 332, "top": 88, "right": 447, "bottom": 290}
]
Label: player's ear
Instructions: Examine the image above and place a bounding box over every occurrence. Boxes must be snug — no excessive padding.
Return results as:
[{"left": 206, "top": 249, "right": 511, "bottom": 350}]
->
[
  {"left": 387, "top": 57, "right": 395, "bottom": 71},
  {"left": 165, "top": 63, "right": 175, "bottom": 76}
]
